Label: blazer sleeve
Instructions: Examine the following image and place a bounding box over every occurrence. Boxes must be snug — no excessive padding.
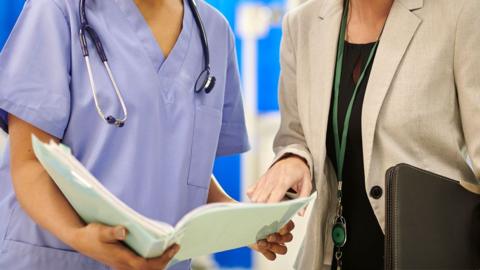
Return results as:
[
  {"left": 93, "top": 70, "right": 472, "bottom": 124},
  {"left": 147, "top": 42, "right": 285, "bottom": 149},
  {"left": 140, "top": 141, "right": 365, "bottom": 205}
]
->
[
  {"left": 454, "top": 0, "right": 480, "bottom": 182},
  {"left": 271, "top": 13, "right": 314, "bottom": 181}
]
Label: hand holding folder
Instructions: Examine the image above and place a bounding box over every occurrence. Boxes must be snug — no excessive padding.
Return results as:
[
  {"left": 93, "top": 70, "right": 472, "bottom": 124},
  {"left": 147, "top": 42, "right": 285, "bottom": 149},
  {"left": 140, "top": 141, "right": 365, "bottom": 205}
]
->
[{"left": 32, "top": 136, "right": 316, "bottom": 267}]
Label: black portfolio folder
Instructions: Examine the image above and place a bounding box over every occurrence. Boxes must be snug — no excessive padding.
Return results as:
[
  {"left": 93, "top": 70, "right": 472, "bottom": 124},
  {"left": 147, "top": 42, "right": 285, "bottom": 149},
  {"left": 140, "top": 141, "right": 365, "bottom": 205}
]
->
[{"left": 385, "top": 164, "right": 480, "bottom": 270}]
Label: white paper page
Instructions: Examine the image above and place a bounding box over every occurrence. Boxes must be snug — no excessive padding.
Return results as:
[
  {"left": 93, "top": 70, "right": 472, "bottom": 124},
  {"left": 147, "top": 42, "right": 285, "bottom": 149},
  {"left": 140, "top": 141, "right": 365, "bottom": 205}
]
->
[
  {"left": 43, "top": 140, "right": 174, "bottom": 235},
  {"left": 170, "top": 194, "right": 316, "bottom": 261}
]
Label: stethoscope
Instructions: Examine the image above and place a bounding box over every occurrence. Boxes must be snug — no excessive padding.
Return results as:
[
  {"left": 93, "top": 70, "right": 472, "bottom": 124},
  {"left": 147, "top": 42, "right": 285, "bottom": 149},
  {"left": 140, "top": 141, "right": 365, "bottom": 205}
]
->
[{"left": 79, "top": 0, "right": 216, "bottom": 128}]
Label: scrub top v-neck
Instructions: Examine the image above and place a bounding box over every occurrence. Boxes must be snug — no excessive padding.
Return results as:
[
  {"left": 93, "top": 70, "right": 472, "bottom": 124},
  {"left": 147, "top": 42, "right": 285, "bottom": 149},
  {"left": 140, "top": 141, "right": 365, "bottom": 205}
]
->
[
  {"left": 115, "top": 0, "right": 193, "bottom": 76},
  {"left": 0, "top": 0, "right": 249, "bottom": 269}
]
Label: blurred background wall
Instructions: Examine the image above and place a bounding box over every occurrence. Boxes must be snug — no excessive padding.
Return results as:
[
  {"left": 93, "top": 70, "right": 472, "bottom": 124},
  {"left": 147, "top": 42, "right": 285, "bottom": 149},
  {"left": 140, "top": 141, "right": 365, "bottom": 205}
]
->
[{"left": 0, "top": 0, "right": 310, "bottom": 269}]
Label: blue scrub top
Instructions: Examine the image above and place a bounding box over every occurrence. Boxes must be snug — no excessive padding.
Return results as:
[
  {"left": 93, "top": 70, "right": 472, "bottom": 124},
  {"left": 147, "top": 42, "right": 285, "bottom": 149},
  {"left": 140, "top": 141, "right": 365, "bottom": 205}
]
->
[{"left": 0, "top": 0, "right": 249, "bottom": 269}]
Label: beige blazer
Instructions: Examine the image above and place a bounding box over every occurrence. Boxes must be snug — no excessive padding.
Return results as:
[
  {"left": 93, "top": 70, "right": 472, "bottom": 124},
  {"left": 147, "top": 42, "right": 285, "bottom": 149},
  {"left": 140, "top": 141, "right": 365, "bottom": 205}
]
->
[{"left": 272, "top": 0, "right": 480, "bottom": 268}]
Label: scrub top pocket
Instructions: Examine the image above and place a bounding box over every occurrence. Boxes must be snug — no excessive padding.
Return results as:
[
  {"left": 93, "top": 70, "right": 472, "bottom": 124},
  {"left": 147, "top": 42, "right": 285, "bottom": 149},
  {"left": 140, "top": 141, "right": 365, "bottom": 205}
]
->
[{"left": 187, "top": 105, "right": 222, "bottom": 189}]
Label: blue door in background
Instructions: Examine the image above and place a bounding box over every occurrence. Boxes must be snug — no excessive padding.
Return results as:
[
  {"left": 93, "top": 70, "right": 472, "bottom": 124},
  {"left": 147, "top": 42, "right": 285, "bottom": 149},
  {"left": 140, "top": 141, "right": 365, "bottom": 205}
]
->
[
  {"left": 207, "top": 1, "right": 253, "bottom": 267},
  {"left": 209, "top": 0, "right": 283, "bottom": 268},
  {"left": 0, "top": 0, "right": 24, "bottom": 48}
]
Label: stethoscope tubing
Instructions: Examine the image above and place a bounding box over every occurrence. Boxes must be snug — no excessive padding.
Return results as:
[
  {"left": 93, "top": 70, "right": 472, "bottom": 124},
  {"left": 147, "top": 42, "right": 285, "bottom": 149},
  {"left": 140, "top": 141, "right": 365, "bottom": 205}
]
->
[
  {"left": 83, "top": 50, "right": 129, "bottom": 128},
  {"left": 79, "top": 0, "right": 215, "bottom": 128}
]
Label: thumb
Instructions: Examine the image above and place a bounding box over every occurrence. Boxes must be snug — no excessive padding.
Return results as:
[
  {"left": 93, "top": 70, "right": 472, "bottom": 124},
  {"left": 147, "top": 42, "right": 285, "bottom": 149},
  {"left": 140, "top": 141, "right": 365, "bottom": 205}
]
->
[
  {"left": 298, "top": 176, "right": 312, "bottom": 198},
  {"left": 298, "top": 177, "right": 313, "bottom": 216},
  {"left": 97, "top": 224, "right": 127, "bottom": 243},
  {"left": 246, "top": 182, "right": 258, "bottom": 199}
]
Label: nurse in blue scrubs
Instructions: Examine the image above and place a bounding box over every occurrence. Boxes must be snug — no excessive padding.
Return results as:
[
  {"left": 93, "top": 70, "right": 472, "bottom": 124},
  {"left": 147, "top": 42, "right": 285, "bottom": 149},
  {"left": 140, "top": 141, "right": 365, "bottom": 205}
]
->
[{"left": 0, "top": 0, "right": 294, "bottom": 269}]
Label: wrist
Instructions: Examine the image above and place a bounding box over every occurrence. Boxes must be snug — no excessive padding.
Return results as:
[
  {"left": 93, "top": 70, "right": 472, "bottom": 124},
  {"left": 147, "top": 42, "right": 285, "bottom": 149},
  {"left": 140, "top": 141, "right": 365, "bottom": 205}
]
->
[
  {"left": 59, "top": 224, "right": 86, "bottom": 250},
  {"left": 279, "top": 154, "right": 309, "bottom": 168},
  {"left": 280, "top": 153, "right": 308, "bottom": 167}
]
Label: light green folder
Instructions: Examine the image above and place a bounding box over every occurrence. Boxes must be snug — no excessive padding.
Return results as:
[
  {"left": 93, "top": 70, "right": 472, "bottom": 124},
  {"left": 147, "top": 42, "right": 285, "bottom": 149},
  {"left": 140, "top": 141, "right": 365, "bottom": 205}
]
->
[{"left": 32, "top": 136, "right": 316, "bottom": 266}]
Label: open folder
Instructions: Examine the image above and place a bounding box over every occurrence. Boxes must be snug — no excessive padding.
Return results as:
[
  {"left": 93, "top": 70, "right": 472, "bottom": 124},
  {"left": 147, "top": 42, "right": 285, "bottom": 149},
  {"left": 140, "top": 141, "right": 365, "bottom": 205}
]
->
[{"left": 32, "top": 136, "right": 316, "bottom": 265}]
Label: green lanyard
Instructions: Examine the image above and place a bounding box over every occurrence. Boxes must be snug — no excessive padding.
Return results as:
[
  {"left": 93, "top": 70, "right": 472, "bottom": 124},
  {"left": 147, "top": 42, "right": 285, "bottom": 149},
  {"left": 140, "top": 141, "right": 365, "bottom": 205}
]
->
[
  {"left": 331, "top": 0, "right": 380, "bottom": 268},
  {"left": 333, "top": 1, "right": 379, "bottom": 187}
]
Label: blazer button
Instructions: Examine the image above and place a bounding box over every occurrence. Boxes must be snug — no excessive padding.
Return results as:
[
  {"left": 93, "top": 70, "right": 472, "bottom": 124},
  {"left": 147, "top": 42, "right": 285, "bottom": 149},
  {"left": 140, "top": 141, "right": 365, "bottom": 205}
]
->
[{"left": 370, "top": 186, "right": 383, "bottom": 199}]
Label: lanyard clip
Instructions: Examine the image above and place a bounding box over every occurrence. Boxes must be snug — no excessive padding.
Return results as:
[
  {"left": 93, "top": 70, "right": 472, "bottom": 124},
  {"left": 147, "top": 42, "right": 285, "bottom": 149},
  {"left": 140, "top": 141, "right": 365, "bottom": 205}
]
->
[{"left": 336, "top": 201, "right": 343, "bottom": 218}]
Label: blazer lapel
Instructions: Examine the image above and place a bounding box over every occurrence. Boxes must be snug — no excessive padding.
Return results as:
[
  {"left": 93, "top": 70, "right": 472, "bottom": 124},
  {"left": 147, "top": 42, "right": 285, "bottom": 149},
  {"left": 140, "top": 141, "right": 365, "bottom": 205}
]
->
[
  {"left": 362, "top": 0, "right": 423, "bottom": 183},
  {"left": 309, "top": 0, "right": 342, "bottom": 173}
]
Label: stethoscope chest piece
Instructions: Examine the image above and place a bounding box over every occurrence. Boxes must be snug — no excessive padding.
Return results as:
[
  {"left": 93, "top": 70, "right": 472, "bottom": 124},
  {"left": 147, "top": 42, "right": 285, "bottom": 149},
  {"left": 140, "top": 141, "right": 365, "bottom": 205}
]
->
[
  {"left": 204, "top": 75, "right": 216, "bottom": 94},
  {"left": 195, "top": 69, "right": 216, "bottom": 94}
]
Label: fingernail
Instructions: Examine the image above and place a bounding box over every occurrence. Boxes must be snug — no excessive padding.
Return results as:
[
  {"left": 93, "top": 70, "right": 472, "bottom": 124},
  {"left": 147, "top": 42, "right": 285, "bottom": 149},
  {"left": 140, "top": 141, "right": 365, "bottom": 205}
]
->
[
  {"left": 169, "top": 245, "right": 179, "bottom": 257},
  {"left": 115, "top": 227, "right": 126, "bottom": 240}
]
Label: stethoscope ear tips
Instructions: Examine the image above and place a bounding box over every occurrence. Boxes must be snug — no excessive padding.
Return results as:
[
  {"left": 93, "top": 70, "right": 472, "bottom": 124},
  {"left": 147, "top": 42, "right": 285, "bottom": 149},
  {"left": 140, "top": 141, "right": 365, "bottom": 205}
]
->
[
  {"left": 195, "top": 74, "right": 216, "bottom": 94},
  {"left": 106, "top": 116, "right": 125, "bottom": 128},
  {"left": 106, "top": 116, "right": 116, "bottom": 125}
]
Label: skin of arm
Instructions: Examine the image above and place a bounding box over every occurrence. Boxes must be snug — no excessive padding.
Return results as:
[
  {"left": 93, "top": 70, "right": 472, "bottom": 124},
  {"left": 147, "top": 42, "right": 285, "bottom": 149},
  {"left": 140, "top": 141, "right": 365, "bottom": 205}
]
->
[
  {"left": 9, "top": 114, "right": 86, "bottom": 244},
  {"left": 8, "top": 114, "right": 179, "bottom": 270},
  {"left": 207, "top": 176, "right": 236, "bottom": 203},
  {"left": 9, "top": 113, "right": 292, "bottom": 263},
  {"left": 10, "top": 108, "right": 233, "bottom": 233}
]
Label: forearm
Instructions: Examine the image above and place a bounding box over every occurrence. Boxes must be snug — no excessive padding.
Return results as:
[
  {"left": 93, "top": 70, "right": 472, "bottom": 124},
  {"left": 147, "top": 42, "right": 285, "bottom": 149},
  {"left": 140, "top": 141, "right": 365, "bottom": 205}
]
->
[
  {"left": 207, "top": 176, "right": 236, "bottom": 203},
  {"left": 9, "top": 114, "right": 84, "bottom": 249},
  {"left": 12, "top": 159, "right": 85, "bottom": 246}
]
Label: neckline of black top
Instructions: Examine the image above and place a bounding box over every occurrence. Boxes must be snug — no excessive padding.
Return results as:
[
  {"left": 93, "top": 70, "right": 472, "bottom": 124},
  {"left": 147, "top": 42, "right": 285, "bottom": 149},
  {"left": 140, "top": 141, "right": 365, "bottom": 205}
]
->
[{"left": 345, "top": 40, "right": 377, "bottom": 46}]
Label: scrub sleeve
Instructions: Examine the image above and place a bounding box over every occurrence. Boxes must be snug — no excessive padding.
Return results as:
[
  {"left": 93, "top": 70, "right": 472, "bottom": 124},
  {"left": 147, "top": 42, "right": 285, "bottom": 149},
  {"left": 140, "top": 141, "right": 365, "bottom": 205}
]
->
[
  {"left": 0, "top": 1, "right": 102, "bottom": 269},
  {"left": 0, "top": 0, "right": 71, "bottom": 138},
  {"left": 216, "top": 31, "right": 250, "bottom": 156}
]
